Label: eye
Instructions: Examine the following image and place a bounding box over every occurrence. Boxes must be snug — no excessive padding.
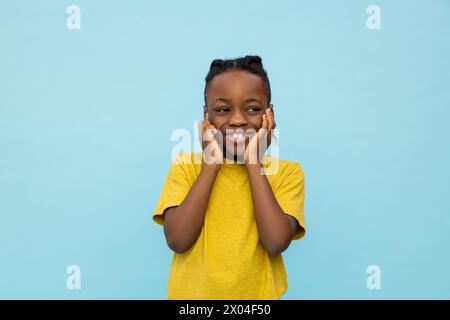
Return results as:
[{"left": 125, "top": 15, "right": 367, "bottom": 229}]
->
[
  {"left": 215, "top": 106, "right": 230, "bottom": 113},
  {"left": 247, "top": 106, "right": 261, "bottom": 113}
]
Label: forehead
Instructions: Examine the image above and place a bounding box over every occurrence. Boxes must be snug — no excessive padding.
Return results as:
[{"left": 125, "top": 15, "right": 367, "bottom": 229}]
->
[{"left": 207, "top": 70, "right": 266, "bottom": 101}]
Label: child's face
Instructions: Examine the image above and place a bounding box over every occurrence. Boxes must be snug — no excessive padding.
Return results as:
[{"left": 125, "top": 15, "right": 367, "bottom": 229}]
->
[{"left": 204, "top": 70, "right": 274, "bottom": 160}]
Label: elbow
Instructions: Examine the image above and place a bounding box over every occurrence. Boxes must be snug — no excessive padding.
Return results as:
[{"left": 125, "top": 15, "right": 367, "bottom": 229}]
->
[
  {"left": 164, "top": 221, "right": 189, "bottom": 254},
  {"left": 165, "top": 235, "right": 192, "bottom": 254},
  {"left": 164, "top": 223, "right": 195, "bottom": 254},
  {"left": 264, "top": 237, "right": 291, "bottom": 257},
  {"left": 266, "top": 246, "right": 286, "bottom": 257},
  {"left": 168, "top": 243, "right": 190, "bottom": 254}
]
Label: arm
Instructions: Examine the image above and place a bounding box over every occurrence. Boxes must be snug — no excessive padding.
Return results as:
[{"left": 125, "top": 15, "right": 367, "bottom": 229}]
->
[
  {"left": 246, "top": 164, "right": 299, "bottom": 256},
  {"left": 244, "top": 108, "right": 299, "bottom": 256},
  {"left": 163, "top": 112, "right": 222, "bottom": 253},
  {"left": 163, "top": 164, "right": 220, "bottom": 253}
]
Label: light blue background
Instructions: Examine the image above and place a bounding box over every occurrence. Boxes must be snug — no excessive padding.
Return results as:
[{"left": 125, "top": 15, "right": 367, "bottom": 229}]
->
[{"left": 1, "top": 0, "right": 449, "bottom": 299}]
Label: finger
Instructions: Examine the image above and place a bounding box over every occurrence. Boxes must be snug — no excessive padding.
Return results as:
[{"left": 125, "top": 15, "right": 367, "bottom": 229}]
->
[
  {"left": 209, "top": 123, "right": 217, "bottom": 135},
  {"left": 268, "top": 112, "right": 274, "bottom": 148},
  {"left": 262, "top": 114, "right": 268, "bottom": 131},
  {"left": 265, "top": 108, "right": 272, "bottom": 128},
  {"left": 204, "top": 111, "right": 211, "bottom": 125},
  {"left": 271, "top": 109, "right": 276, "bottom": 130},
  {"left": 267, "top": 109, "right": 274, "bottom": 129},
  {"left": 206, "top": 124, "right": 218, "bottom": 144},
  {"left": 204, "top": 126, "right": 213, "bottom": 142},
  {"left": 198, "top": 120, "right": 204, "bottom": 140},
  {"left": 266, "top": 108, "right": 274, "bottom": 136},
  {"left": 199, "top": 121, "right": 209, "bottom": 150}
]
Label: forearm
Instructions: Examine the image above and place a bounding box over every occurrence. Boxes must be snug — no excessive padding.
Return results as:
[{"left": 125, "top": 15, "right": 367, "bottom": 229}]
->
[
  {"left": 246, "top": 164, "right": 293, "bottom": 255},
  {"left": 164, "top": 164, "right": 219, "bottom": 253}
]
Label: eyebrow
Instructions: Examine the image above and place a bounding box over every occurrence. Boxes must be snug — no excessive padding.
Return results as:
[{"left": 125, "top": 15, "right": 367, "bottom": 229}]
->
[
  {"left": 214, "top": 97, "right": 231, "bottom": 103},
  {"left": 214, "top": 97, "right": 264, "bottom": 105},
  {"left": 243, "top": 98, "right": 263, "bottom": 105}
]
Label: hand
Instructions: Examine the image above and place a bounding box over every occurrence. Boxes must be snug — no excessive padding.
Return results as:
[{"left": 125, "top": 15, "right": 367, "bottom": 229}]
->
[
  {"left": 198, "top": 111, "right": 223, "bottom": 169},
  {"left": 244, "top": 108, "right": 276, "bottom": 167}
]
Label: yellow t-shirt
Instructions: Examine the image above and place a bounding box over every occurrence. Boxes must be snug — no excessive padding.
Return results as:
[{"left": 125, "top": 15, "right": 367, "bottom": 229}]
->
[{"left": 153, "top": 152, "right": 306, "bottom": 300}]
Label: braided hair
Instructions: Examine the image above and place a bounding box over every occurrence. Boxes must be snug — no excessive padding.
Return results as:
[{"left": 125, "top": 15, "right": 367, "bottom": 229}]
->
[{"left": 204, "top": 55, "right": 271, "bottom": 105}]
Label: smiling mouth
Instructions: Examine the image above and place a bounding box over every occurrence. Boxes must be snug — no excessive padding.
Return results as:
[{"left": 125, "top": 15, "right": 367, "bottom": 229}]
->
[
  {"left": 224, "top": 130, "right": 252, "bottom": 143},
  {"left": 228, "top": 132, "right": 245, "bottom": 140}
]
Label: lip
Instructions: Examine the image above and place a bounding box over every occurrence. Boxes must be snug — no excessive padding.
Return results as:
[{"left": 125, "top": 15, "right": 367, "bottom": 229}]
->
[
  {"left": 226, "top": 134, "right": 246, "bottom": 144},
  {"left": 224, "top": 129, "right": 252, "bottom": 144}
]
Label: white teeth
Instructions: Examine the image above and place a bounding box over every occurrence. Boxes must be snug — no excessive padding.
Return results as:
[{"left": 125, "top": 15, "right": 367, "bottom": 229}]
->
[{"left": 232, "top": 133, "right": 244, "bottom": 139}]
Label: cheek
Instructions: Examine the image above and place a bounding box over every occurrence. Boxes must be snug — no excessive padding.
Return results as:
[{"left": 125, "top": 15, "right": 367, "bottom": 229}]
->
[
  {"left": 213, "top": 118, "right": 228, "bottom": 130},
  {"left": 208, "top": 114, "right": 220, "bottom": 124},
  {"left": 250, "top": 118, "right": 263, "bottom": 130}
]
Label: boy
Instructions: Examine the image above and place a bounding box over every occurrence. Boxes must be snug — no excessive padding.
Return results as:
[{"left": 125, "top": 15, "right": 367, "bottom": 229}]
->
[{"left": 153, "top": 55, "right": 306, "bottom": 299}]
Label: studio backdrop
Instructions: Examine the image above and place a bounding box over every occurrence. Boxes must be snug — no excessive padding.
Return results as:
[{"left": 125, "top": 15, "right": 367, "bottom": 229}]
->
[{"left": 1, "top": 0, "right": 449, "bottom": 299}]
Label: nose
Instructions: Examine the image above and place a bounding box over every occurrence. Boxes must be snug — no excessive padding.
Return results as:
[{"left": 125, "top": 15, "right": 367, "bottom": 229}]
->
[{"left": 229, "top": 109, "right": 247, "bottom": 128}]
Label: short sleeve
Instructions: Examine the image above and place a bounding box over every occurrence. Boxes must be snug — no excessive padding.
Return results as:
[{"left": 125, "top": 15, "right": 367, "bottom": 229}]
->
[
  {"left": 152, "top": 153, "right": 193, "bottom": 226},
  {"left": 274, "top": 162, "right": 306, "bottom": 240}
]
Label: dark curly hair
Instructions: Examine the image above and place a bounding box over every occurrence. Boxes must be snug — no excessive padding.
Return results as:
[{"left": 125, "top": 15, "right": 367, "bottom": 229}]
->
[{"left": 204, "top": 55, "right": 271, "bottom": 105}]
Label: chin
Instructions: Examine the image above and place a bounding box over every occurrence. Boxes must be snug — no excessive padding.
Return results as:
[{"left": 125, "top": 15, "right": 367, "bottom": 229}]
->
[
  {"left": 225, "top": 143, "right": 247, "bottom": 156},
  {"left": 223, "top": 147, "right": 245, "bottom": 162}
]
